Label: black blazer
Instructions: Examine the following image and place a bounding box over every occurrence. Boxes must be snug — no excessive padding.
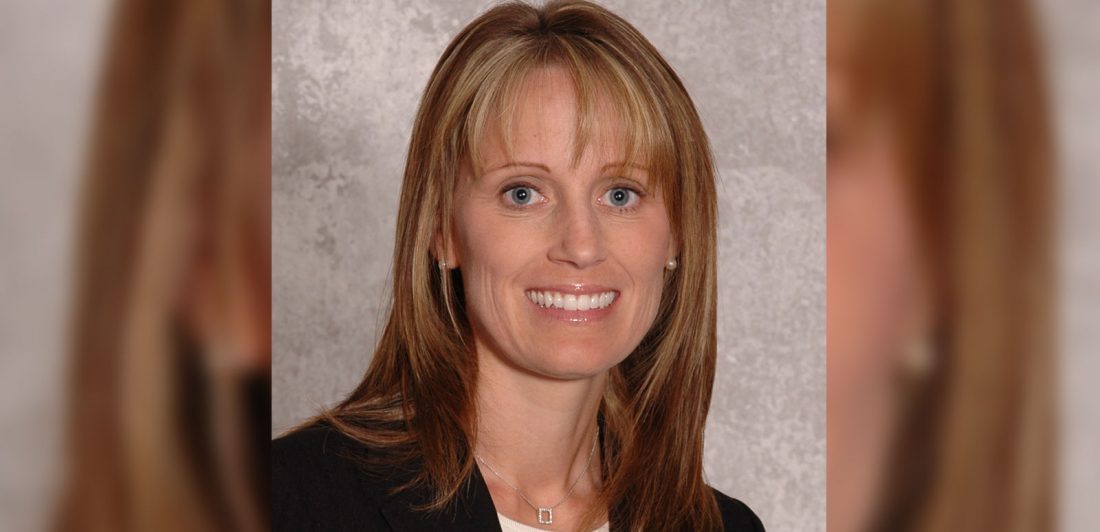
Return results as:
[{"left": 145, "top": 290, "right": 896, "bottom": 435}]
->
[{"left": 273, "top": 424, "right": 765, "bottom": 531}]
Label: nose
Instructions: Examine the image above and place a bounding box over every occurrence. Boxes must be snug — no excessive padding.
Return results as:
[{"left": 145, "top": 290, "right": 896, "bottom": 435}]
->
[{"left": 548, "top": 200, "right": 607, "bottom": 269}]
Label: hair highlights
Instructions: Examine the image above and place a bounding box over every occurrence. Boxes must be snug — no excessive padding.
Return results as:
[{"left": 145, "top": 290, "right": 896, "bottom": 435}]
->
[{"left": 321, "top": 2, "right": 721, "bottom": 530}]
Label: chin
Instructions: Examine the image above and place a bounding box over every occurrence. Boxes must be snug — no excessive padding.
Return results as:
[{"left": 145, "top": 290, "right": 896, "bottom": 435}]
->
[{"left": 522, "top": 343, "right": 628, "bottom": 380}]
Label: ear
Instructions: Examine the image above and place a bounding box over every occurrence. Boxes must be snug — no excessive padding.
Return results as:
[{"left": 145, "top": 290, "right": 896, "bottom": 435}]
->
[{"left": 181, "top": 251, "right": 270, "bottom": 374}]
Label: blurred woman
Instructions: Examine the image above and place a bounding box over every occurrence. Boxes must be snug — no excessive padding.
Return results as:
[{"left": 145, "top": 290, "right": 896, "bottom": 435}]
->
[
  {"left": 827, "top": 0, "right": 1055, "bottom": 531},
  {"left": 54, "top": 1, "right": 271, "bottom": 531}
]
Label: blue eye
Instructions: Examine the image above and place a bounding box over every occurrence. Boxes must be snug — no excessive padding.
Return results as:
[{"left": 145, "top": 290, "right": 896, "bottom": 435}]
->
[
  {"left": 602, "top": 187, "right": 638, "bottom": 208},
  {"left": 504, "top": 185, "right": 542, "bottom": 206}
]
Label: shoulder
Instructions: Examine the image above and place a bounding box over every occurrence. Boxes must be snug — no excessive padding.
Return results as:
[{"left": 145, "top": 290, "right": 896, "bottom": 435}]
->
[
  {"left": 272, "top": 423, "right": 372, "bottom": 487},
  {"left": 272, "top": 423, "right": 395, "bottom": 531},
  {"left": 272, "top": 423, "right": 342, "bottom": 461},
  {"left": 711, "top": 487, "right": 765, "bottom": 532}
]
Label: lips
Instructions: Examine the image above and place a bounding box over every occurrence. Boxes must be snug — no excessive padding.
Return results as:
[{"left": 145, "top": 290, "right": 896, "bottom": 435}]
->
[{"left": 524, "top": 289, "right": 618, "bottom": 310}]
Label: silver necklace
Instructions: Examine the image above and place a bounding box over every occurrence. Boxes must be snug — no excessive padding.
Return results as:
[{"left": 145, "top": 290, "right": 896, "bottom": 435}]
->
[{"left": 475, "top": 430, "right": 599, "bottom": 526}]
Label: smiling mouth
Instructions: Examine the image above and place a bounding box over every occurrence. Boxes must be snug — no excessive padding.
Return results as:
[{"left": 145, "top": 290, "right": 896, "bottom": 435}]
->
[{"left": 524, "top": 290, "right": 618, "bottom": 310}]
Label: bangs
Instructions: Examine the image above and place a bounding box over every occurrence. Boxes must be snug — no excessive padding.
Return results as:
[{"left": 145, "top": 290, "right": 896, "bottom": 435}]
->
[{"left": 457, "top": 34, "right": 678, "bottom": 197}]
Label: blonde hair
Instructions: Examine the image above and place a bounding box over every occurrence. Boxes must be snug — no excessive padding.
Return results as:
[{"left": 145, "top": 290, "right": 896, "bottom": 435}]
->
[
  {"left": 56, "top": 1, "right": 270, "bottom": 531},
  {"left": 322, "top": 1, "right": 723, "bottom": 530},
  {"left": 831, "top": 0, "right": 1055, "bottom": 530}
]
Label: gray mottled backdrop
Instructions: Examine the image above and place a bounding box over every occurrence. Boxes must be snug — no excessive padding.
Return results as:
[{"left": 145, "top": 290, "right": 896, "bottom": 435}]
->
[{"left": 272, "top": 1, "right": 825, "bottom": 530}]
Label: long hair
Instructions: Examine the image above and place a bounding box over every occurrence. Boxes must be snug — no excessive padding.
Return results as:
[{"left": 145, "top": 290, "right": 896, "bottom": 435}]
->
[
  {"left": 55, "top": 1, "right": 271, "bottom": 531},
  {"left": 831, "top": 0, "right": 1055, "bottom": 530},
  {"left": 320, "top": 1, "right": 722, "bottom": 530}
]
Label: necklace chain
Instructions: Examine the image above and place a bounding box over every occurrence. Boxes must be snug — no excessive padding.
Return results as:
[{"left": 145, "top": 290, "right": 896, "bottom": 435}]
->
[{"left": 475, "top": 429, "right": 599, "bottom": 525}]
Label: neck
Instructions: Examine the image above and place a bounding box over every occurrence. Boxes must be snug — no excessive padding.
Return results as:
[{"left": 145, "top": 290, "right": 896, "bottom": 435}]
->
[{"left": 473, "top": 348, "right": 604, "bottom": 500}]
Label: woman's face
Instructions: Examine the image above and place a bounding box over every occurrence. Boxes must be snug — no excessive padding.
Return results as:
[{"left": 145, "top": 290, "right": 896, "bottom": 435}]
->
[{"left": 448, "top": 67, "right": 675, "bottom": 380}]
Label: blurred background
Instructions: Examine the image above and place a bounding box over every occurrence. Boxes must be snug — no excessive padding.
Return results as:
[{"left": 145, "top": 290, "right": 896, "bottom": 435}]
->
[
  {"left": 0, "top": 1, "right": 1095, "bottom": 531},
  {"left": 1, "top": 1, "right": 112, "bottom": 530},
  {"left": 828, "top": 0, "right": 1098, "bottom": 531}
]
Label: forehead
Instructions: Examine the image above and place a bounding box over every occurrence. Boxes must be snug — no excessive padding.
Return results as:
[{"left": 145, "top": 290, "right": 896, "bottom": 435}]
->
[{"left": 470, "top": 66, "right": 633, "bottom": 175}]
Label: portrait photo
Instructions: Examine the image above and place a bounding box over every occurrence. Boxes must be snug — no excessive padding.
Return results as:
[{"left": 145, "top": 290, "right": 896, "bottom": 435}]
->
[{"left": 272, "top": 1, "right": 824, "bottom": 530}]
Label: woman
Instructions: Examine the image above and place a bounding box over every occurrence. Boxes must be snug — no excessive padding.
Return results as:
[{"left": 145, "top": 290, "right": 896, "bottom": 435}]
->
[
  {"left": 827, "top": 0, "right": 1054, "bottom": 531},
  {"left": 273, "top": 1, "right": 763, "bottom": 531},
  {"left": 55, "top": 1, "right": 272, "bottom": 531}
]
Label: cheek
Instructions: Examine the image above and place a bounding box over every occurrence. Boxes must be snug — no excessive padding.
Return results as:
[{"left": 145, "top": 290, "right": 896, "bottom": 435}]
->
[
  {"left": 613, "top": 214, "right": 673, "bottom": 314},
  {"left": 827, "top": 141, "right": 923, "bottom": 384},
  {"left": 452, "top": 205, "right": 542, "bottom": 332},
  {"left": 455, "top": 213, "right": 517, "bottom": 293},
  {"left": 827, "top": 150, "right": 922, "bottom": 532},
  {"left": 457, "top": 218, "right": 527, "bottom": 272}
]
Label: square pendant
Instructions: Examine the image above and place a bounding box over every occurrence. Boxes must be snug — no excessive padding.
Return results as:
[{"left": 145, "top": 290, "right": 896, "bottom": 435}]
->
[{"left": 537, "top": 507, "right": 553, "bottom": 524}]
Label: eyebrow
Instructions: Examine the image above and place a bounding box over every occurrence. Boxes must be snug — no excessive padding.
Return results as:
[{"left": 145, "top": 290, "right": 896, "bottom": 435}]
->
[{"left": 482, "top": 161, "right": 649, "bottom": 174}]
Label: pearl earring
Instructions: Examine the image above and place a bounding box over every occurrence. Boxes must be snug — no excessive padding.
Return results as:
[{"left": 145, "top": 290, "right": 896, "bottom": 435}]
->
[
  {"left": 438, "top": 259, "right": 447, "bottom": 270},
  {"left": 666, "top": 258, "right": 678, "bottom": 270},
  {"left": 902, "top": 334, "right": 935, "bottom": 377}
]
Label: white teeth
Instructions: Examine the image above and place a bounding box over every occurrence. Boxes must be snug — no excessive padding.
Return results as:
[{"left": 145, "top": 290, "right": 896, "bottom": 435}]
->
[
  {"left": 564, "top": 294, "right": 578, "bottom": 310},
  {"left": 524, "top": 290, "right": 617, "bottom": 310},
  {"left": 578, "top": 294, "right": 591, "bottom": 311}
]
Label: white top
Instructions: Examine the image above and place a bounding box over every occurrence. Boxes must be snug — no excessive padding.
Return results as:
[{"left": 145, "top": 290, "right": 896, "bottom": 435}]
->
[{"left": 497, "top": 512, "right": 610, "bottom": 532}]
